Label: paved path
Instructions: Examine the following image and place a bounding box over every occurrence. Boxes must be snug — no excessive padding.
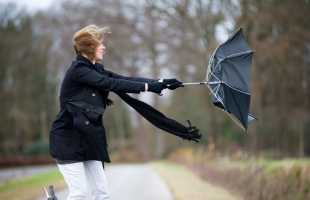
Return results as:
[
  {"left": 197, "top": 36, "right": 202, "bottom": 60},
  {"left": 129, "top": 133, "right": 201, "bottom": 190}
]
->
[
  {"left": 0, "top": 164, "right": 55, "bottom": 183},
  {"left": 40, "top": 163, "right": 173, "bottom": 200}
]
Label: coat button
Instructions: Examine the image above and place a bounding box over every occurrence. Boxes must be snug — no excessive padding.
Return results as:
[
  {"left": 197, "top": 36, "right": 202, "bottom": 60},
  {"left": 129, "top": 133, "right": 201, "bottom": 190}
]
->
[
  {"left": 92, "top": 93, "right": 96, "bottom": 96},
  {"left": 85, "top": 120, "right": 90, "bottom": 125}
]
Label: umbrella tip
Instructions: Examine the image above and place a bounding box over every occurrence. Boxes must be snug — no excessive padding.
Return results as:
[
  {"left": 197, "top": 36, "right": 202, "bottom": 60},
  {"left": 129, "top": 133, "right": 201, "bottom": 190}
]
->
[{"left": 186, "top": 120, "right": 192, "bottom": 127}]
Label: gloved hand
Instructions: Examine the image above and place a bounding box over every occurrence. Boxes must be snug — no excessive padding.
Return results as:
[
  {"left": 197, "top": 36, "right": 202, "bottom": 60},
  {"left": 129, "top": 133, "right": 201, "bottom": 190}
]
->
[
  {"left": 161, "top": 78, "right": 184, "bottom": 90},
  {"left": 182, "top": 120, "right": 202, "bottom": 143},
  {"left": 147, "top": 82, "right": 166, "bottom": 94},
  {"left": 183, "top": 126, "right": 202, "bottom": 143}
]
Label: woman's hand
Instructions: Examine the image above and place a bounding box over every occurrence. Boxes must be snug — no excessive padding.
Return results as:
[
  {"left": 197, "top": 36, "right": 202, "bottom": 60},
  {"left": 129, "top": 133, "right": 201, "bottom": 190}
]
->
[
  {"left": 161, "top": 78, "right": 184, "bottom": 90},
  {"left": 147, "top": 82, "right": 166, "bottom": 94}
]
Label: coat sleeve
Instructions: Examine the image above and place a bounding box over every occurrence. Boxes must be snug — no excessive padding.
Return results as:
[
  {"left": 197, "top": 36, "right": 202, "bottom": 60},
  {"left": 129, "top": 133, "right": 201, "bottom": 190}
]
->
[
  {"left": 104, "top": 69, "right": 158, "bottom": 84},
  {"left": 72, "top": 65, "right": 146, "bottom": 93}
]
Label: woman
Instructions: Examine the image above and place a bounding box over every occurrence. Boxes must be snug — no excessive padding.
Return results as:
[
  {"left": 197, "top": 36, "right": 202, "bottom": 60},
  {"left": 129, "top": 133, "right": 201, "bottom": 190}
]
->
[{"left": 49, "top": 24, "right": 184, "bottom": 200}]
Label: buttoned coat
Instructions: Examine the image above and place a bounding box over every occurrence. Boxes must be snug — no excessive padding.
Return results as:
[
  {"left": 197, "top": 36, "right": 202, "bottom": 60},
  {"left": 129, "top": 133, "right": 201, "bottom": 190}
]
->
[{"left": 49, "top": 55, "right": 156, "bottom": 163}]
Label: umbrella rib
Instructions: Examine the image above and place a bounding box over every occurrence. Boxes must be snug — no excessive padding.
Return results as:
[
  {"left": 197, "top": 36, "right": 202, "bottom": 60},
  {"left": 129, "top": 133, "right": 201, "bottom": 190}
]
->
[
  {"left": 215, "top": 50, "right": 253, "bottom": 69},
  {"left": 224, "top": 50, "right": 253, "bottom": 59},
  {"left": 208, "top": 85, "right": 225, "bottom": 108},
  {"left": 214, "top": 83, "right": 221, "bottom": 95},
  {"left": 222, "top": 82, "right": 251, "bottom": 95},
  {"left": 210, "top": 51, "right": 253, "bottom": 77},
  {"left": 207, "top": 73, "right": 224, "bottom": 100},
  {"left": 208, "top": 71, "right": 221, "bottom": 82},
  {"left": 206, "top": 74, "right": 226, "bottom": 109}
]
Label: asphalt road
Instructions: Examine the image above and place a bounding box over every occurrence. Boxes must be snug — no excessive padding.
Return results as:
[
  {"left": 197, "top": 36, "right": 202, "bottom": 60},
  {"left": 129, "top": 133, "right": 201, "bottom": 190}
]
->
[
  {"left": 0, "top": 164, "right": 56, "bottom": 183},
  {"left": 40, "top": 163, "right": 174, "bottom": 200}
]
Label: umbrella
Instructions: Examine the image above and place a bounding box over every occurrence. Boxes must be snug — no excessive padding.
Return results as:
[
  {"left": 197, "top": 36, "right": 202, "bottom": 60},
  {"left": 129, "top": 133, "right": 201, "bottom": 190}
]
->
[{"left": 181, "top": 28, "right": 256, "bottom": 130}]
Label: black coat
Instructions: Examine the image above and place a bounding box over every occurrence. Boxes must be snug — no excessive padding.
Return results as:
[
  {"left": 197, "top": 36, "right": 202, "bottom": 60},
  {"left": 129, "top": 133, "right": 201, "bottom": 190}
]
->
[{"left": 49, "top": 55, "right": 156, "bottom": 163}]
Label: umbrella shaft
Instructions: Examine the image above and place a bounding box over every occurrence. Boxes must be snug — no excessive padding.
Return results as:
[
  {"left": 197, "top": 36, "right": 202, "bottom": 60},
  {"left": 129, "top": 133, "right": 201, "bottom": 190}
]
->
[{"left": 182, "top": 81, "right": 221, "bottom": 86}]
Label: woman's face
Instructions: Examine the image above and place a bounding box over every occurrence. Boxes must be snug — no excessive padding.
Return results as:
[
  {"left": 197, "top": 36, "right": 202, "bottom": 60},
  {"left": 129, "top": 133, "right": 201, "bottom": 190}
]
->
[{"left": 95, "top": 42, "right": 106, "bottom": 61}]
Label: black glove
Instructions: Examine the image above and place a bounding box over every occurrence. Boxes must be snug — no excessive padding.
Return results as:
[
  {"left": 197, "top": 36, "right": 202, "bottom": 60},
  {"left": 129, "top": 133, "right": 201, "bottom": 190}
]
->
[
  {"left": 184, "top": 126, "right": 202, "bottom": 143},
  {"left": 182, "top": 120, "right": 202, "bottom": 143},
  {"left": 162, "top": 78, "right": 184, "bottom": 90},
  {"left": 148, "top": 82, "right": 166, "bottom": 94}
]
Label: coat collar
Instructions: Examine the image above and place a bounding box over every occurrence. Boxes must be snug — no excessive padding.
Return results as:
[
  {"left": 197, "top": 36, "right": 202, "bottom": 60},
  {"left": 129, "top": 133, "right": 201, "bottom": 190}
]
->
[
  {"left": 76, "top": 55, "right": 105, "bottom": 71},
  {"left": 76, "top": 54, "right": 95, "bottom": 67}
]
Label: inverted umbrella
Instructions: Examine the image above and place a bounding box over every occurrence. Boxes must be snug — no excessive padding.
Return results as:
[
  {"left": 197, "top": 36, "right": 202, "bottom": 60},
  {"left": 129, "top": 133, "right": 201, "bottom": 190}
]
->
[{"left": 181, "top": 28, "right": 256, "bottom": 130}]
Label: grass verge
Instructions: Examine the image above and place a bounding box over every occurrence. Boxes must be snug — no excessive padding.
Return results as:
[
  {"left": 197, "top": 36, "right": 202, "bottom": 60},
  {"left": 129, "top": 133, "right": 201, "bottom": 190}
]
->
[
  {"left": 150, "top": 160, "right": 241, "bottom": 200},
  {"left": 191, "top": 158, "right": 310, "bottom": 200},
  {"left": 0, "top": 168, "right": 65, "bottom": 200}
]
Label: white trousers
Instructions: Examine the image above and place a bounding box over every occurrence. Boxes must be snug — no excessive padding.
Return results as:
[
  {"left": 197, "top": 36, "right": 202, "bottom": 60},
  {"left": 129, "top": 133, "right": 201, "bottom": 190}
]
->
[{"left": 57, "top": 160, "right": 110, "bottom": 200}]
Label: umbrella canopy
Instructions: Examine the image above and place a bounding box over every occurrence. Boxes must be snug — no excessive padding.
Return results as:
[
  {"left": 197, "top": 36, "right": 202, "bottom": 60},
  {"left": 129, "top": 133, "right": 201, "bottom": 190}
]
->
[{"left": 206, "top": 28, "right": 255, "bottom": 130}]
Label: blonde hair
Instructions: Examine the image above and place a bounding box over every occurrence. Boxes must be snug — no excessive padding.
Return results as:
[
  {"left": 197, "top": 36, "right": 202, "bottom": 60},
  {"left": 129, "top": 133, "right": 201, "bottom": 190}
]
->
[{"left": 72, "top": 24, "right": 111, "bottom": 60}]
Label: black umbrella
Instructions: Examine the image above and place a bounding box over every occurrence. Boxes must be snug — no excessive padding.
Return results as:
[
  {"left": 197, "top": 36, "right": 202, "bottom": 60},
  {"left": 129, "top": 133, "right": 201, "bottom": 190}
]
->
[{"left": 181, "top": 28, "right": 256, "bottom": 130}]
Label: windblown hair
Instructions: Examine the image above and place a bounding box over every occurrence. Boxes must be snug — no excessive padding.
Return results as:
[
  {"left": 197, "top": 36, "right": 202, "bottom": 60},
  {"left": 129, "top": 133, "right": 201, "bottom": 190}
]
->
[{"left": 72, "top": 24, "right": 111, "bottom": 61}]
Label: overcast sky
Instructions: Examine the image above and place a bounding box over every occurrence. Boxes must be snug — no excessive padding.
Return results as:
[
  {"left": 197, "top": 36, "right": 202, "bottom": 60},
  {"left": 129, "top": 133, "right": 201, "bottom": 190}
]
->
[{"left": 0, "top": 0, "right": 55, "bottom": 12}]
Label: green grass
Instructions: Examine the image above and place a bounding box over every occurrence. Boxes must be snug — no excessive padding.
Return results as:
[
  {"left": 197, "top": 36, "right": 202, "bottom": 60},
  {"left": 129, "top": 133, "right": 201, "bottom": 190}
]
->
[{"left": 0, "top": 169, "right": 65, "bottom": 200}]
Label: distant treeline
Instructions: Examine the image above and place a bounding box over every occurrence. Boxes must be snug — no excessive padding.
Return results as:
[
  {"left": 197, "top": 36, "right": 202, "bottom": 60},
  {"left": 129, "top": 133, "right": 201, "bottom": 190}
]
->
[{"left": 0, "top": 0, "right": 309, "bottom": 158}]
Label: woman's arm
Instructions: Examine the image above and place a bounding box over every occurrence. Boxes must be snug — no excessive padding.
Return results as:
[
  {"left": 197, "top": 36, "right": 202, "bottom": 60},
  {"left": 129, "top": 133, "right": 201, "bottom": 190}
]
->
[
  {"left": 105, "top": 69, "right": 158, "bottom": 84},
  {"left": 72, "top": 64, "right": 146, "bottom": 93},
  {"left": 94, "top": 63, "right": 158, "bottom": 83},
  {"left": 103, "top": 68, "right": 184, "bottom": 91}
]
